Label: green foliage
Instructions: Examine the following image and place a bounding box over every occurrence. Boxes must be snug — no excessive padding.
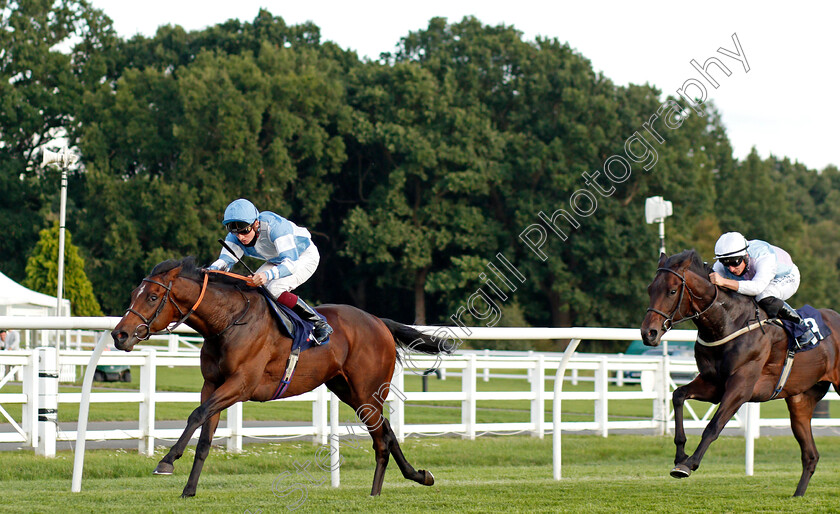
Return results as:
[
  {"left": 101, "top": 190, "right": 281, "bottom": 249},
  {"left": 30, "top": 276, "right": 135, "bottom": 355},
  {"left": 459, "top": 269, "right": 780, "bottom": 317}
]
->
[
  {"left": 23, "top": 222, "right": 103, "bottom": 316},
  {"left": 2, "top": 9, "right": 840, "bottom": 342}
]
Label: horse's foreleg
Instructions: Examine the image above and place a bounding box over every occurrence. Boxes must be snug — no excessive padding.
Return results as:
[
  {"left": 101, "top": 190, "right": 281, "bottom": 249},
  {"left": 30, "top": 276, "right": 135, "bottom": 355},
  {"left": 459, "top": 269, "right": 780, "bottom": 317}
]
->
[
  {"left": 677, "top": 368, "right": 760, "bottom": 476},
  {"left": 787, "top": 383, "right": 829, "bottom": 497},
  {"left": 381, "top": 418, "right": 434, "bottom": 487},
  {"left": 181, "top": 411, "right": 222, "bottom": 498},
  {"left": 155, "top": 375, "right": 253, "bottom": 498},
  {"left": 155, "top": 381, "right": 218, "bottom": 475},
  {"left": 672, "top": 376, "right": 720, "bottom": 470}
]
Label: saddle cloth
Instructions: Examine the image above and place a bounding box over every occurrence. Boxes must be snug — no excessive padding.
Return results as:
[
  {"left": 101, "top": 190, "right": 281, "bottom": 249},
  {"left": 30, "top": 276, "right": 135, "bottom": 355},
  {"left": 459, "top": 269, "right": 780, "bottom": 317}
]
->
[
  {"left": 260, "top": 290, "right": 328, "bottom": 352},
  {"left": 780, "top": 305, "right": 831, "bottom": 352}
]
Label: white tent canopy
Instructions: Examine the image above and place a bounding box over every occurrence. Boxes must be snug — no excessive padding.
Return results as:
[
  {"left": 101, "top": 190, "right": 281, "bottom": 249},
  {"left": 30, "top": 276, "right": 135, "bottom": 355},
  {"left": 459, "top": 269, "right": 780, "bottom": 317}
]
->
[{"left": 0, "top": 270, "right": 71, "bottom": 317}]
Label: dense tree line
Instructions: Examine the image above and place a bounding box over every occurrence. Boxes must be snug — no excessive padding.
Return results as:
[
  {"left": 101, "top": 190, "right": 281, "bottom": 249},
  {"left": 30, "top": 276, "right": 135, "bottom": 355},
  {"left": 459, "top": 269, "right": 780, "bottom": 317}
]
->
[{"left": 3, "top": 3, "right": 839, "bottom": 350}]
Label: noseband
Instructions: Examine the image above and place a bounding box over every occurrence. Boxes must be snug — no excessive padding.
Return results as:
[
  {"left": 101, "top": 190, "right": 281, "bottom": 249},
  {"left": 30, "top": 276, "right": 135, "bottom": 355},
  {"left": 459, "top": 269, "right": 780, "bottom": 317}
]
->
[
  {"left": 647, "top": 267, "right": 718, "bottom": 332},
  {"left": 126, "top": 273, "right": 209, "bottom": 341}
]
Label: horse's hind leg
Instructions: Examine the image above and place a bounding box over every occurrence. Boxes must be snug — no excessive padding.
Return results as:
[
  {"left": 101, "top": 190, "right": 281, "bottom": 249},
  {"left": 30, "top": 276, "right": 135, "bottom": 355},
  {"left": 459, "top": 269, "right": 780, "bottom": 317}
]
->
[
  {"left": 786, "top": 382, "right": 829, "bottom": 497},
  {"left": 326, "top": 377, "right": 396, "bottom": 496},
  {"left": 382, "top": 418, "right": 434, "bottom": 486}
]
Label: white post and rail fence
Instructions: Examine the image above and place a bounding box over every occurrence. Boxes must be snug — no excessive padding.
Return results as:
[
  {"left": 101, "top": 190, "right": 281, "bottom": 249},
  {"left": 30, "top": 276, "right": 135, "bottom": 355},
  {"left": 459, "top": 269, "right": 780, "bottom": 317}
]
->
[{"left": 0, "top": 317, "right": 832, "bottom": 491}]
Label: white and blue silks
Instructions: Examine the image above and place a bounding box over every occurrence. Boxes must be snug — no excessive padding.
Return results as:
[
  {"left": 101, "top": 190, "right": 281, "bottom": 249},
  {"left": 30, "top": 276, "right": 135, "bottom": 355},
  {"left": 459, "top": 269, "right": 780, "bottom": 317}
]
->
[
  {"left": 712, "top": 239, "right": 798, "bottom": 301},
  {"left": 208, "top": 211, "right": 320, "bottom": 295}
]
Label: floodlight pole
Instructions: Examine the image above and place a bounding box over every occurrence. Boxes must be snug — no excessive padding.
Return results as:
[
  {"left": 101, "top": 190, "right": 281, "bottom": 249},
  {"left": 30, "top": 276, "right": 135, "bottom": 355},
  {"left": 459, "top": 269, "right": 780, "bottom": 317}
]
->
[
  {"left": 657, "top": 219, "right": 666, "bottom": 255},
  {"left": 57, "top": 163, "right": 67, "bottom": 319}
]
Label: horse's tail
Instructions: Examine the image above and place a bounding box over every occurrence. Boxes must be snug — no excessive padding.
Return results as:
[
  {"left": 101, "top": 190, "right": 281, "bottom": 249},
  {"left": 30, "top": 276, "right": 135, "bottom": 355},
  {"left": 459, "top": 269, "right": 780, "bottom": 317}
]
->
[{"left": 380, "top": 318, "right": 450, "bottom": 363}]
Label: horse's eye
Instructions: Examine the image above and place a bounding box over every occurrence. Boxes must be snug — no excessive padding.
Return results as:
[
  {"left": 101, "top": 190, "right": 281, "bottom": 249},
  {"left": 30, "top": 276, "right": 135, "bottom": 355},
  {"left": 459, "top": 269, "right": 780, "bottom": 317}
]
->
[
  {"left": 149, "top": 294, "right": 158, "bottom": 302},
  {"left": 669, "top": 289, "right": 677, "bottom": 296}
]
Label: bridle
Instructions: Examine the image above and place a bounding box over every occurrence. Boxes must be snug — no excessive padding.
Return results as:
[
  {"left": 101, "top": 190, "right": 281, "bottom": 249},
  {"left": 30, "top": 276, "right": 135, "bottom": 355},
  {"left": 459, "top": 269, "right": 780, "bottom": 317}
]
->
[
  {"left": 646, "top": 267, "right": 718, "bottom": 332},
  {"left": 126, "top": 270, "right": 253, "bottom": 341},
  {"left": 126, "top": 273, "right": 210, "bottom": 341}
]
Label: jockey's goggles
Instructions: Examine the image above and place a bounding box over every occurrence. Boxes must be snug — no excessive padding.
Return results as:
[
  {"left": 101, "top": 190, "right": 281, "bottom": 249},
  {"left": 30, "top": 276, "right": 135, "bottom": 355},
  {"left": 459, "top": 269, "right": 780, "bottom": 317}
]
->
[
  {"left": 226, "top": 221, "right": 254, "bottom": 235},
  {"left": 720, "top": 256, "right": 744, "bottom": 268}
]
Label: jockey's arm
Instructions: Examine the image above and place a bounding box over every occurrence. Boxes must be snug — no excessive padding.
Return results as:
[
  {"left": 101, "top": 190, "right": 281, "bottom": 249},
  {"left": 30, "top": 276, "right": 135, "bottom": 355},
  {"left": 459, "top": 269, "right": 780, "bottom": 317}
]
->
[
  {"left": 735, "top": 253, "right": 777, "bottom": 296},
  {"left": 207, "top": 235, "right": 244, "bottom": 271}
]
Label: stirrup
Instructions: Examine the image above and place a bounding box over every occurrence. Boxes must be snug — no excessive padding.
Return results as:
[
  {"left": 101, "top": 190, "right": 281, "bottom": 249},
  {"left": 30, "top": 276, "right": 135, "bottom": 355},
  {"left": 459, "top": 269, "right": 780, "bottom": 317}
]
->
[
  {"left": 312, "top": 322, "right": 333, "bottom": 344},
  {"left": 795, "top": 327, "right": 817, "bottom": 348}
]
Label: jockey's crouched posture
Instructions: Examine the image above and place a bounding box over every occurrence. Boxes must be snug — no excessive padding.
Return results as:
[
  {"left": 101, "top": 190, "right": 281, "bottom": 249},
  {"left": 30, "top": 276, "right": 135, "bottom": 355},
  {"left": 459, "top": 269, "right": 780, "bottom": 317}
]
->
[
  {"left": 208, "top": 198, "right": 333, "bottom": 344},
  {"left": 710, "top": 231, "right": 816, "bottom": 347}
]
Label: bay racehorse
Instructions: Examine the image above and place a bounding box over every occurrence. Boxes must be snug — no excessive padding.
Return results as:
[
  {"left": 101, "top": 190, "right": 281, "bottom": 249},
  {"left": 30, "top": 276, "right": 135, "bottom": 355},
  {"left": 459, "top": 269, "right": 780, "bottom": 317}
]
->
[
  {"left": 111, "top": 257, "right": 443, "bottom": 498},
  {"left": 640, "top": 250, "right": 840, "bottom": 496}
]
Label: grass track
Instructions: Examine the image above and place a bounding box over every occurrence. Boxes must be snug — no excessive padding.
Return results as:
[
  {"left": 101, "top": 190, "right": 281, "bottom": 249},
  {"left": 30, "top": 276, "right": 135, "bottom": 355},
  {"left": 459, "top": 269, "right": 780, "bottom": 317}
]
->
[{"left": 4, "top": 434, "right": 840, "bottom": 512}]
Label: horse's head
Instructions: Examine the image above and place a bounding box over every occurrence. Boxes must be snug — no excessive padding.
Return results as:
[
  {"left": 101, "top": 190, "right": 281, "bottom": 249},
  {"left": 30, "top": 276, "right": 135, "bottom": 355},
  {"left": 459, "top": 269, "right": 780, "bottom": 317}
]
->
[
  {"left": 111, "top": 257, "right": 200, "bottom": 352},
  {"left": 640, "top": 250, "right": 713, "bottom": 347}
]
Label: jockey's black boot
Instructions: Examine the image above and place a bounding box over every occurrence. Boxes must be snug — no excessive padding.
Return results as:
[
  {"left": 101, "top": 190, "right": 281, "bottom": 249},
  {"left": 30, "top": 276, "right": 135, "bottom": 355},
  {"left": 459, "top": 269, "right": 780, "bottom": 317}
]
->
[
  {"left": 778, "top": 301, "right": 817, "bottom": 348},
  {"left": 292, "top": 298, "right": 333, "bottom": 344}
]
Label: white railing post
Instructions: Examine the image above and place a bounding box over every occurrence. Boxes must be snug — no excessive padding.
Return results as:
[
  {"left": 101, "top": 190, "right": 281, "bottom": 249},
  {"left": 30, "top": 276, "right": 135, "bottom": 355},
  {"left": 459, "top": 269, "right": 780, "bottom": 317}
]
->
[
  {"left": 553, "top": 338, "right": 581, "bottom": 480},
  {"left": 22, "top": 349, "right": 39, "bottom": 447},
  {"left": 168, "top": 334, "right": 179, "bottom": 353},
  {"left": 526, "top": 350, "right": 534, "bottom": 383},
  {"left": 571, "top": 368, "right": 578, "bottom": 386},
  {"left": 616, "top": 359, "right": 624, "bottom": 387},
  {"left": 390, "top": 363, "right": 405, "bottom": 442},
  {"left": 594, "top": 355, "right": 609, "bottom": 437},
  {"left": 330, "top": 391, "right": 340, "bottom": 487},
  {"left": 227, "top": 401, "right": 243, "bottom": 453},
  {"left": 483, "top": 349, "right": 490, "bottom": 382},
  {"left": 743, "top": 402, "right": 760, "bottom": 476},
  {"left": 139, "top": 348, "right": 157, "bottom": 456},
  {"left": 462, "top": 355, "right": 476, "bottom": 440},
  {"left": 531, "top": 354, "right": 545, "bottom": 438},
  {"left": 655, "top": 360, "right": 668, "bottom": 436},
  {"left": 36, "top": 347, "right": 57, "bottom": 457},
  {"left": 313, "top": 384, "right": 328, "bottom": 445}
]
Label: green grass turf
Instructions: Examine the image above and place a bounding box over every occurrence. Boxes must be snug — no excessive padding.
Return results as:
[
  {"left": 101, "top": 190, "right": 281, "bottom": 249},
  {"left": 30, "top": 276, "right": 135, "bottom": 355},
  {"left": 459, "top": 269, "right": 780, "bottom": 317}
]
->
[{"left": 1, "top": 434, "right": 840, "bottom": 512}]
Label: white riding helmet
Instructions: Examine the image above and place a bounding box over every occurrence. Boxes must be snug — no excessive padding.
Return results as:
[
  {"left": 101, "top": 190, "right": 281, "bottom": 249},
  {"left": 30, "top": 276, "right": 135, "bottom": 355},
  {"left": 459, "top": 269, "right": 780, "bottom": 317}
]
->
[{"left": 714, "top": 232, "right": 749, "bottom": 259}]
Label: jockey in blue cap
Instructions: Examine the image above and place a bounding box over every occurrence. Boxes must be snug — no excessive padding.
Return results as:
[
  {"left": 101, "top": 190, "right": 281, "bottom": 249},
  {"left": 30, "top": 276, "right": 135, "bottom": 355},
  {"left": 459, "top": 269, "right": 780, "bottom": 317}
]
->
[
  {"left": 710, "top": 231, "right": 815, "bottom": 347},
  {"left": 207, "top": 198, "right": 333, "bottom": 343}
]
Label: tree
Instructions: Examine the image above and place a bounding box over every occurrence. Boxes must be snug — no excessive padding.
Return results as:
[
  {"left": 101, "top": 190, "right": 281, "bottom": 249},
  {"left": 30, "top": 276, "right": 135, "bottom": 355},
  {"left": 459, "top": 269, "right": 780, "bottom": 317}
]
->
[
  {"left": 340, "top": 59, "right": 503, "bottom": 323},
  {"left": 0, "top": 0, "right": 116, "bottom": 280},
  {"left": 23, "top": 223, "right": 103, "bottom": 316}
]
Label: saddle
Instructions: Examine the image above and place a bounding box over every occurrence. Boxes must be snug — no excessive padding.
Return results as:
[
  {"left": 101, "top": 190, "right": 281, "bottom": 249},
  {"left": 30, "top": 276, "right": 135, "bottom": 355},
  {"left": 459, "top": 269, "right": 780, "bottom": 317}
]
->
[
  {"left": 779, "top": 305, "right": 831, "bottom": 353},
  {"left": 259, "top": 289, "right": 322, "bottom": 354}
]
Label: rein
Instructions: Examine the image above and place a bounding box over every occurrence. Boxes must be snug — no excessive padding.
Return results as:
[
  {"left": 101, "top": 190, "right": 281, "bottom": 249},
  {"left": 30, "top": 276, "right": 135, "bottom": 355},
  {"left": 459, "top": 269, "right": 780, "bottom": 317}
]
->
[{"left": 647, "top": 267, "right": 718, "bottom": 332}]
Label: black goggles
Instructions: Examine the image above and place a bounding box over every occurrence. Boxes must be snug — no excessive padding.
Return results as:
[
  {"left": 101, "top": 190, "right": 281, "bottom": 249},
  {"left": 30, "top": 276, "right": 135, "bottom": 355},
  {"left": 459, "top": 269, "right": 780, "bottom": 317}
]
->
[
  {"left": 720, "top": 256, "right": 744, "bottom": 268},
  {"left": 226, "top": 221, "right": 253, "bottom": 235}
]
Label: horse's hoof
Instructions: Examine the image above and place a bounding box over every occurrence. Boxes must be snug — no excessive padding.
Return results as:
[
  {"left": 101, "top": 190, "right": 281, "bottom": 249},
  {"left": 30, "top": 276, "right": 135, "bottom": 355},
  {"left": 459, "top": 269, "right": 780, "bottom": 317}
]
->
[
  {"left": 670, "top": 464, "right": 691, "bottom": 479},
  {"left": 420, "top": 469, "right": 435, "bottom": 486},
  {"left": 153, "top": 462, "right": 174, "bottom": 475},
  {"left": 180, "top": 491, "right": 195, "bottom": 499}
]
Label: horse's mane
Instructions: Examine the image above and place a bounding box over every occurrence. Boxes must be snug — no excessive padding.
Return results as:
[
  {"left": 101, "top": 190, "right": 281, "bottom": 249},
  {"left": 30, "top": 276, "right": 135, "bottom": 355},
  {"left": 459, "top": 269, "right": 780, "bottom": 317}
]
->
[
  {"left": 663, "top": 249, "right": 712, "bottom": 279},
  {"left": 149, "top": 256, "right": 255, "bottom": 288}
]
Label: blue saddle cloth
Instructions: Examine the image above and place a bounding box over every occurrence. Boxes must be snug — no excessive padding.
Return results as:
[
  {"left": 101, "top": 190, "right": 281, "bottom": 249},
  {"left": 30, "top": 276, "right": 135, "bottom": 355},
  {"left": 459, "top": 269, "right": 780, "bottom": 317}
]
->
[
  {"left": 780, "top": 305, "right": 831, "bottom": 352},
  {"left": 261, "top": 291, "right": 329, "bottom": 352}
]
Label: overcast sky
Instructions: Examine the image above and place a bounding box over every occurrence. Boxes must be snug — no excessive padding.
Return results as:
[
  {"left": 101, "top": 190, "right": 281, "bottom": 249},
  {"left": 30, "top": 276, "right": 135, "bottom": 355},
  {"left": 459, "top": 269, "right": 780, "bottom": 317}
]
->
[{"left": 87, "top": 0, "right": 839, "bottom": 171}]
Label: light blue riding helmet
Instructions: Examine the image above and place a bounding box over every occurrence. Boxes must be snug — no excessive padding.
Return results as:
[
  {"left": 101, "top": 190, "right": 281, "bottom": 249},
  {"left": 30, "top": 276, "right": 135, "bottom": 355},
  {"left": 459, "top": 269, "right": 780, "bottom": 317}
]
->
[{"left": 222, "top": 199, "right": 259, "bottom": 227}]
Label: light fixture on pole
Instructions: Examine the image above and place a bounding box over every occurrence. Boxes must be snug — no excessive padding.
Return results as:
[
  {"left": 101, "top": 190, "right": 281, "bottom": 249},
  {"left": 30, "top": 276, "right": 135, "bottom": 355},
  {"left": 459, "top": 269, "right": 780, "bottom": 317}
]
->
[
  {"left": 645, "top": 196, "right": 673, "bottom": 255},
  {"left": 42, "top": 148, "right": 76, "bottom": 318}
]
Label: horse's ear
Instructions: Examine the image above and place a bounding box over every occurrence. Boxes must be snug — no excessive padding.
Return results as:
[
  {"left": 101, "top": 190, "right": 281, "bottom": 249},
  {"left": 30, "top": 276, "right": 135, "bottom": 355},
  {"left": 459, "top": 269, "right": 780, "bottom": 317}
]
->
[{"left": 658, "top": 252, "right": 668, "bottom": 267}]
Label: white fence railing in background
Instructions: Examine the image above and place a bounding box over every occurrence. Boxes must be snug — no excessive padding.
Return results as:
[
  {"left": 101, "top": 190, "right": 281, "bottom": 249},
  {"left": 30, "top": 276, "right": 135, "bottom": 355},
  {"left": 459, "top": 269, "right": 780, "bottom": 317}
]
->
[{"left": 0, "top": 317, "right": 834, "bottom": 490}]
